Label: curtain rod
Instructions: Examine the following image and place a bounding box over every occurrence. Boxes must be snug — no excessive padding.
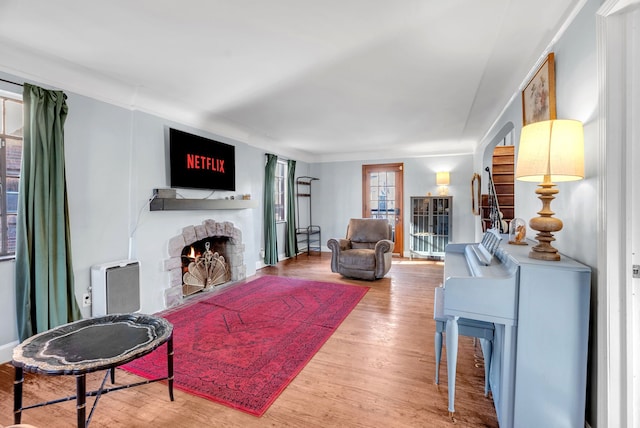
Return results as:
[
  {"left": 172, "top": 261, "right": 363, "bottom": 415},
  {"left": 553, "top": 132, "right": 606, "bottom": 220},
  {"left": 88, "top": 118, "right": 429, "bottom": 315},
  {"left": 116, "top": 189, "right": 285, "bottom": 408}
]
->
[{"left": 0, "top": 78, "right": 23, "bottom": 87}]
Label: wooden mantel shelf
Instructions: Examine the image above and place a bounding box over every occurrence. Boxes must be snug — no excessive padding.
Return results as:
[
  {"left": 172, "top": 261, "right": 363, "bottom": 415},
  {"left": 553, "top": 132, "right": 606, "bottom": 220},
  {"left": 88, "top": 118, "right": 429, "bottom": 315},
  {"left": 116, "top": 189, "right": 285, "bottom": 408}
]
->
[{"left": 150, "top": 198, "right": 258, "bottom": 211}]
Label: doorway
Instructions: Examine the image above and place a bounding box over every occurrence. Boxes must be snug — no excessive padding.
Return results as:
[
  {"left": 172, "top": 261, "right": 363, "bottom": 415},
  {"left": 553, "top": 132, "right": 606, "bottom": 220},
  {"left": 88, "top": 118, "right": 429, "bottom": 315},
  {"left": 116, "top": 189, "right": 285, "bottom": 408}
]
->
[
  {"left": 362, "top": 163, "right": 404, "bottom": 256},
  {"left": 597, "top": 2, "right": 640, "bottom": 427},
  {"left": 481, "top": 123, "right": 515, "bottom": 234}
]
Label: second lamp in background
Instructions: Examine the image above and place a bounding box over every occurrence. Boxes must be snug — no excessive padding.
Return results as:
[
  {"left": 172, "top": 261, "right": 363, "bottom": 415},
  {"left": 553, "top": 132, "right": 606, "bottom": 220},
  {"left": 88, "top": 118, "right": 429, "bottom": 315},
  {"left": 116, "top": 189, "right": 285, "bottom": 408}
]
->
[{"left": 436, "top": 171, "right": 450, "bottom": 196}]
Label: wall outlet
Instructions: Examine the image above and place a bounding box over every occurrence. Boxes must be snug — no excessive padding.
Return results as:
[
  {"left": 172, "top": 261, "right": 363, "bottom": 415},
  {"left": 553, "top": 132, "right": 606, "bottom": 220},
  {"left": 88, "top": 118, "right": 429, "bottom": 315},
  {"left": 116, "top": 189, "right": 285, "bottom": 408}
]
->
[{"left": 82, "top": 292, "right": 91, "bottom": 307}]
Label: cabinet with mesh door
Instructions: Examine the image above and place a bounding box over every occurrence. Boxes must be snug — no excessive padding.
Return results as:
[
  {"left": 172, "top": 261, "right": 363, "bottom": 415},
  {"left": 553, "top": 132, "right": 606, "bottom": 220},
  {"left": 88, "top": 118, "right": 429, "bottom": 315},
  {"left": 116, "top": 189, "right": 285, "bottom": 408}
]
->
[{"left": 409, "top": 196, "right": 452, "bottom": 260}]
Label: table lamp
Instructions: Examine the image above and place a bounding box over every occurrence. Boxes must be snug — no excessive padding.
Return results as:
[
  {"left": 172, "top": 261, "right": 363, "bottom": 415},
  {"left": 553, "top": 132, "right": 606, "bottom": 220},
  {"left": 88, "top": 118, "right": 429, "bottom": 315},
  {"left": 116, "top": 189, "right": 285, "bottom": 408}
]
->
[
  {"left": 436, "top": 172, "right": 450, "bottom": 196},
  {"left": 515, "top": 119, "right": 584, "bottom": 261}
]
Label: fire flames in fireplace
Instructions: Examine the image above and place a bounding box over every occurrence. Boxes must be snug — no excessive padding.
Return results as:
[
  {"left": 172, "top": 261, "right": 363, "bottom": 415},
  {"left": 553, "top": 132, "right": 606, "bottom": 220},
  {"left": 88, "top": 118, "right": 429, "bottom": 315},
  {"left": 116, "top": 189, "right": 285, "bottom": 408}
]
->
[{"left": 182, "top": 241, "right": 230, "bottom": 296}]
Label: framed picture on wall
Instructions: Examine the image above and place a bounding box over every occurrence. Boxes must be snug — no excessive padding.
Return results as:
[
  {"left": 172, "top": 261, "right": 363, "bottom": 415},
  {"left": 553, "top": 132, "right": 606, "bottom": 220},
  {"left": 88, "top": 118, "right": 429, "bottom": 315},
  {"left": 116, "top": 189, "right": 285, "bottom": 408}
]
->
[{"left": 522, "top": 52, "right": 556, "bottom": 126}]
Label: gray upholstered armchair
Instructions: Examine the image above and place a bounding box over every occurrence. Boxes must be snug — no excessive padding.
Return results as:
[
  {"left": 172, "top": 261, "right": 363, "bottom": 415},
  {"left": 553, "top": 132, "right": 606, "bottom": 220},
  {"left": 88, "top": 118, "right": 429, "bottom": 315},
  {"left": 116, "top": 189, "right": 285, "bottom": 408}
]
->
[{"left": 327, "top": 218, "right": 394, "bottom": 280}]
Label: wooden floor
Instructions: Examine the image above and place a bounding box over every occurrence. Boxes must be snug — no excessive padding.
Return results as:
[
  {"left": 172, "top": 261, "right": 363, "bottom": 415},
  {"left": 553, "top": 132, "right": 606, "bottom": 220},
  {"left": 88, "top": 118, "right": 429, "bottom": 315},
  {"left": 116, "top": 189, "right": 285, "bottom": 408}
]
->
[{"left": 0, "top": 253, "right": 498, "bottom": 427}]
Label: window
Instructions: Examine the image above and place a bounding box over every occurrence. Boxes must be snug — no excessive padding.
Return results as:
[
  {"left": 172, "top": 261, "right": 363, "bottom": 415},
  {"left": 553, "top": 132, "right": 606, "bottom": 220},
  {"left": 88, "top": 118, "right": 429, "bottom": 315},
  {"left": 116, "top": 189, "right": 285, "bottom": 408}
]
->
[
  {"left": 0, "top": 93, "right": 23, "bottom": 257},
  {"left": 274, "top": 160, "right": 287, "bottom": 222}
]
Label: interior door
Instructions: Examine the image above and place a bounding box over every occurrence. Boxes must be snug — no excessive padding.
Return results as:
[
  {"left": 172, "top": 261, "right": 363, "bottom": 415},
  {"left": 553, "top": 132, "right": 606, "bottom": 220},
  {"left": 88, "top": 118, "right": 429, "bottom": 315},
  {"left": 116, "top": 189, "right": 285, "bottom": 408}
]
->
[
  {"left": 630, "top": 6, "right": 640, "bottom": 423},
  {"left": 598, "top": 4, "right": 640, "bottom": 426},
  {"left": 362, "top": 163, "right": 403, "bottom": 256}
]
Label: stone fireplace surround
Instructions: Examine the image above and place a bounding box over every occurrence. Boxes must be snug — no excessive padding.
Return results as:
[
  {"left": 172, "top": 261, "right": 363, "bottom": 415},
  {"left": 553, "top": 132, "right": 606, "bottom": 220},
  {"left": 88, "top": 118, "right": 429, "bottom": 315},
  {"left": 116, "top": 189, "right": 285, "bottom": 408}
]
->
[{"left": 163, "top": 219, "right": 246, "bottom": 307}]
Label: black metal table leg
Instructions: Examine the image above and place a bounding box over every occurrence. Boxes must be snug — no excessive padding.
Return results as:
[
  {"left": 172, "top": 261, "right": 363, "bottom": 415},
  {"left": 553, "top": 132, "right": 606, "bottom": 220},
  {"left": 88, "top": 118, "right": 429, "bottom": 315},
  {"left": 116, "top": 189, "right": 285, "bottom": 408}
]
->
[
  {"left": 76, "top": 374, "right": 86, "bottom": 428},
  {"left": 167, "top": 335, "right": 174, "bottom": 401},
  {"left": 14, "top": 365, "right": 23, "bottom": 424}
]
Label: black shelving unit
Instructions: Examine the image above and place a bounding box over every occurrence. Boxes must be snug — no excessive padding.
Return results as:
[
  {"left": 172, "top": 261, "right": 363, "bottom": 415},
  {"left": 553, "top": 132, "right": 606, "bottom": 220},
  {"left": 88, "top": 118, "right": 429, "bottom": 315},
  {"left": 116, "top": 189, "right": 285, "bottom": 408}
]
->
[{"left": 296, "top": 176, "right": 321, "bottom": 255}]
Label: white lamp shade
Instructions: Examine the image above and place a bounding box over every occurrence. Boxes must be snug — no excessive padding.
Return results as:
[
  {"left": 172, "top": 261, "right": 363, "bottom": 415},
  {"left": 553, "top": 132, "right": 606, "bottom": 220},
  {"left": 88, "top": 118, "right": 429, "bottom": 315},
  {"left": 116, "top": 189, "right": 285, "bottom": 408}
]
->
[
  {"left": 436, "top": 171, "right": 450, "bottom": 185},
  {"left": 516, "top": 119, "right": 584, "bottom": 182}
]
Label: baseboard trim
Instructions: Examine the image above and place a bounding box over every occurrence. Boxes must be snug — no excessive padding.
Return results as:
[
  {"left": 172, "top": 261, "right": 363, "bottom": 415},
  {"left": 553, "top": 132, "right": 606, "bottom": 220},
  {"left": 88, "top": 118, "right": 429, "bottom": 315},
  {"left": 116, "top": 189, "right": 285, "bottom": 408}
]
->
[
  {"left": 256, "top": 254, "right": 293, "bottom": 271},
  {"left": 256, "top": 250, "right": 329, "bottom": 272},
  {"left": 0, "top": 340, "right": 18, "bottom": 364}
]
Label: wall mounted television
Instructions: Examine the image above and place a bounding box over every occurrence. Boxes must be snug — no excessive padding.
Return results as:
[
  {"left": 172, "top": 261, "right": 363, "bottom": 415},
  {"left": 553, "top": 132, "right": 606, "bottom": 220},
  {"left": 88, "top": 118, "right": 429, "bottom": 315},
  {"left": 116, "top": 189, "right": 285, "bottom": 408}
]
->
[{"left": 169, "top": 128, "right": 236, "bottom": 191}]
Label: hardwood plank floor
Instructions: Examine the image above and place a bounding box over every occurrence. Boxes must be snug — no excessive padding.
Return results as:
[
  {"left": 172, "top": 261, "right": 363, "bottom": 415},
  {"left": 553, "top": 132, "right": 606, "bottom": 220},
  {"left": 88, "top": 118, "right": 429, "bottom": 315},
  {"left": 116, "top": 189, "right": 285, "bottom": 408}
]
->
[{"left": 0, "top": 253, "right": 499, "bottom": 427}]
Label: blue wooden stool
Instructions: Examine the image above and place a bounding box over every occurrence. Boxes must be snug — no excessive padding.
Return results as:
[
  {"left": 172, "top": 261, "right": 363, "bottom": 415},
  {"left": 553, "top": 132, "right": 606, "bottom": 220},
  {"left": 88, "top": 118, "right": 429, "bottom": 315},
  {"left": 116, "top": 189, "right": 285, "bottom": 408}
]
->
[{"left": 434, "top": 286, "right": 494, "bottom": 412}]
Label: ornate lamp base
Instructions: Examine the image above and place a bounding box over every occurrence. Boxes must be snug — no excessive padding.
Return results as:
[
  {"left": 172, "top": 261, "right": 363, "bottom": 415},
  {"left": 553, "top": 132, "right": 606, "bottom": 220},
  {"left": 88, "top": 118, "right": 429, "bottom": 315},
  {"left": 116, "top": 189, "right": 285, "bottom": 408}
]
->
[
  {"left": 528, "top": 229, "right": 562, "bottom": 261},
  {"left": 528, "top": 177, "right": 563, "bottom": 261}
]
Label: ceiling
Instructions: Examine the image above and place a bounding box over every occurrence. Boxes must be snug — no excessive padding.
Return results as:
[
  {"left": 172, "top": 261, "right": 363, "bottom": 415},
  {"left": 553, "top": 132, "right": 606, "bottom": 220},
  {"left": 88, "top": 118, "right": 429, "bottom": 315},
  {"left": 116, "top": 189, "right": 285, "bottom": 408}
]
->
[{"left": 0, "top": 0, "right": 583, "bottom": 163}]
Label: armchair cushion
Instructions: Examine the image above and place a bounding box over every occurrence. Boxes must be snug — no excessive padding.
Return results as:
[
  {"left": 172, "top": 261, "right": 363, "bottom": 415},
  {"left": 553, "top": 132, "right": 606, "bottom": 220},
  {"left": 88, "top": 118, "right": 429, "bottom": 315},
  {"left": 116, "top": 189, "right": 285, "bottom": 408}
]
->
[
  {"left": 348, "top": 218, "right": 391, "bottom": 246},
  {"left": 339, "top": 248, "right": 377, "bottom": 271},
  {"left": 327, "top": 218, "right": 394, "bottom": 280}
]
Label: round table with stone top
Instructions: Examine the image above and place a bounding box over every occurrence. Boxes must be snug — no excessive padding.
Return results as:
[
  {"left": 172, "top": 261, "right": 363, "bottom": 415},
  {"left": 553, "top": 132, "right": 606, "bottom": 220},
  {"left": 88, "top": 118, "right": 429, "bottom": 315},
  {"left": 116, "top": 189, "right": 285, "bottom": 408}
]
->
[{"left": 12, "top": 313, "right": 173, "bottom": 428}]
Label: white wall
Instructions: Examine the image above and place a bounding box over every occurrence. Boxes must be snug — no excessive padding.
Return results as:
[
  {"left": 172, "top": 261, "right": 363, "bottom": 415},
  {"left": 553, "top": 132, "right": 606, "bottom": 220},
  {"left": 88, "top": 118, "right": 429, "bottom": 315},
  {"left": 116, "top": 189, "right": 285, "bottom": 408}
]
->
[
  {"left": 64, "top": 98, "right": 270, "bottom": 318},
  {"left": 0, "top": 8, "right": 604, "bottom": 423},
  {"left": 0, "top": 260, "right": 17, "bottom": 361},
  {"left": 64, "top": 94, "right": 135, "bottom": 313},
  {"left": 478, "top": 1, "right": 599, "bottom": 266},
  {"left": 0, "top": 74, "right": 307, "bottom": 362},
  {"left": 126, "top": 112, "right": 265, "bottom": 314},
  {"left": 312, "top": 154, "right": 476, "bottom": 254},
  {"left": 476, "top": 0, "right": 601, "bottom": 424}
]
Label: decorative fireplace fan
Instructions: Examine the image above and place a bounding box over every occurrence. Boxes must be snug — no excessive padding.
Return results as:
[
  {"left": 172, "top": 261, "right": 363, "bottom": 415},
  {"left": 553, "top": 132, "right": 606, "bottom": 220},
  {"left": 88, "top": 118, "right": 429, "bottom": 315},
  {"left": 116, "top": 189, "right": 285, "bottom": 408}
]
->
[{"left": 183, "top": 242, "right": 230, "bottom": 295}]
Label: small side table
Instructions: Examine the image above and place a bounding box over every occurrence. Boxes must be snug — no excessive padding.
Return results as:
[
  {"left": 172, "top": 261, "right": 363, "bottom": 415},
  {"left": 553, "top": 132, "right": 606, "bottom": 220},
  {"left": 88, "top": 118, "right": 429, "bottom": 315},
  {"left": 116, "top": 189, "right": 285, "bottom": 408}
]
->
[{"left": 12, "top": 313, "right": 174, "bottom": 428}]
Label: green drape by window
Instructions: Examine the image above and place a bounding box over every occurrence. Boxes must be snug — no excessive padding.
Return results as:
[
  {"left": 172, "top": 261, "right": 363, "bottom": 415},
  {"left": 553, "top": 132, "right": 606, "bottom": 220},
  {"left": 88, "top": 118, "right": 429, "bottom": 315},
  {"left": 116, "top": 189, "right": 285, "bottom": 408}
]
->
[
  {"left": 285, "top": 159, "right": 297, "bottom": 257},
  {"left": 263, "top": 153, "right": 278, "bottom": 265},
  {"left": 15, "top": 83, "right": 81, "bottom": 342}
]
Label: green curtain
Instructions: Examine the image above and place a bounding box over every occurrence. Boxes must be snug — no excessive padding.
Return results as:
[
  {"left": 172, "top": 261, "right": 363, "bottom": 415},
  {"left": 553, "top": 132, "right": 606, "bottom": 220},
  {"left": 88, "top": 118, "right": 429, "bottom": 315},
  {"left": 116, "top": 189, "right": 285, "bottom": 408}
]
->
[
  {"left": 263, "top": 153, "right": 278, "bottom": 265},
  {"left": 15, "top": 83, "right": 81, "bottom": 342},
  {"left": 285, "top": 159, "right": 297, "bottom": 257}
]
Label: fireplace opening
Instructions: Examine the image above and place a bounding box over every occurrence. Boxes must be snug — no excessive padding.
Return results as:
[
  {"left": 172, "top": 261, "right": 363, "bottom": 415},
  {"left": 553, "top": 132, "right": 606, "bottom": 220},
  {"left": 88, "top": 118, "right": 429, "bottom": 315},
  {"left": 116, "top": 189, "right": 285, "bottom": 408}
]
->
[
  {"left": 181, "top": 238, "right": 231, "bottom": 296},
  {"left": 164, "top": 220, "right": 246, "bottom": 308}
]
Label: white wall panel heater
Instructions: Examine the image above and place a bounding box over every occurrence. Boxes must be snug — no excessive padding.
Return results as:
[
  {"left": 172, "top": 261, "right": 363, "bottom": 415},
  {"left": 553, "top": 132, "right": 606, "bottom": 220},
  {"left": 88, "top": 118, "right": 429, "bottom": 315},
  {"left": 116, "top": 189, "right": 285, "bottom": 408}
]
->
[{"left": 91, "top": 260, "right": 140, "bottom": 317}]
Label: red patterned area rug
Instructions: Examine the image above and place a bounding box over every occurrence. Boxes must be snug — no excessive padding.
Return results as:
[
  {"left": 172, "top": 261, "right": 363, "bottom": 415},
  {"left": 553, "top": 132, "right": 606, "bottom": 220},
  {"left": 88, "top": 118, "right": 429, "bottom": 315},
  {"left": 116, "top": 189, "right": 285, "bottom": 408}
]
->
[{"left": 121, "top": 275, "right": 368, "bottom": 416}]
